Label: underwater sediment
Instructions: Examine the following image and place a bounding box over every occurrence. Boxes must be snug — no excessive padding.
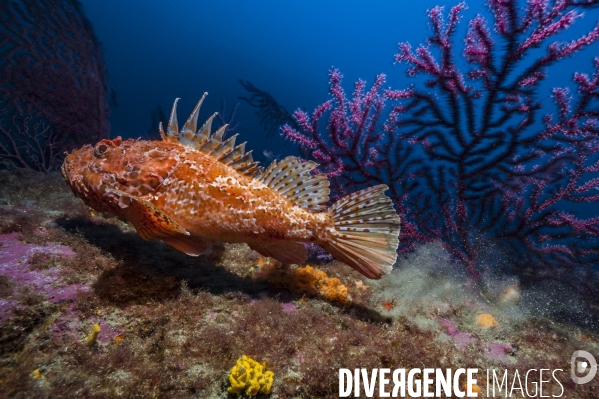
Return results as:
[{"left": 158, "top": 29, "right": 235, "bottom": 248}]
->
[{"left": 0, "top": 168, "right": 598, "bottom": 398}]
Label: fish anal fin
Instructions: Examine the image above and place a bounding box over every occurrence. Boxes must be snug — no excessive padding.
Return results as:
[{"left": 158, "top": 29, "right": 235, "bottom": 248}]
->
[
  {"left": 162, "top": 235, "right": 212, "bottom": 256},
  {"left": 249, "top": 241, "right": 307, "bottom": 265},
  {"left": 256, "top": 156, "right": 330, "bottom": 212},
  {"left": 106, "top": 189, "right": 189, "bottom": 241}
]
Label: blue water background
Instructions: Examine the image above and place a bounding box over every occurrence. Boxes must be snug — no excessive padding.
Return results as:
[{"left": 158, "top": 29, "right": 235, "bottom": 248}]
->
[
  {"left": 81, "top": 0, "right": 599, "bottom": 222},
  {"left": 78, "top": 1, "right": 595, "bottom": 148}
]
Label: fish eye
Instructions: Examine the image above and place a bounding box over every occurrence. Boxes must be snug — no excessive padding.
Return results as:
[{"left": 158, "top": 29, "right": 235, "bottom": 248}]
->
[{"left": 94, "top": 143, "right": 108, "bottom": 157}]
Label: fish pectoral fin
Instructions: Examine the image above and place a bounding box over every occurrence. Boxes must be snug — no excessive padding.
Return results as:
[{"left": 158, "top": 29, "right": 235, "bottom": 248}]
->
[
  {"left": 161, "top": 235, "right": 212, "bottom": 256},
  {"left": 249, "top": 241, "right": 307, "bottom": 265},
  {"left": 106, "top": 188, "right": 189, "bottom": 241},
  {"left": 104, "top": 189, "right": 210, "bottom": 256}
]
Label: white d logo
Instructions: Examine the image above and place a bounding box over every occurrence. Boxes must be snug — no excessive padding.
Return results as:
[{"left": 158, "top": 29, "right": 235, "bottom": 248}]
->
[{"left": 571, "top": 350, "right": 597, "bottom": 384}]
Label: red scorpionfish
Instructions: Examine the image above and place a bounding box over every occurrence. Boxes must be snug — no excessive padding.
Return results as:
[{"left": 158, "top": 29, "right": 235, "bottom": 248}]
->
[{"left": 62, "top": 94, "right": 400, "bottom": 279}]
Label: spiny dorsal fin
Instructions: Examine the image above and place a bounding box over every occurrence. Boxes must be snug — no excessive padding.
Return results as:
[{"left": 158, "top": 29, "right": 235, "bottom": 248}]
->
[
  {"left": 256, "top": 156, "right": 330, "bottom": 212},
  {"left": 160, "top": 94, "right": 260, "bottom": 176}
]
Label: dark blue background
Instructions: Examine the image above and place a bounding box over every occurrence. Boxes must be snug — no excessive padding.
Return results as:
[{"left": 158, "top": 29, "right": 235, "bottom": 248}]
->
[{"left": 80, "top": 0, "right": 599, "bottom": 163}]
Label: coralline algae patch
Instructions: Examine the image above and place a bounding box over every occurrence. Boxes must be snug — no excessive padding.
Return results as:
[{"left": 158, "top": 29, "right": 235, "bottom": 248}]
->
[
  {"left": 0, "top": 298, "right": 18, "bottom": 321},
  {"left": 0, "top": 228, "right": 126, "bottom": 348},
  {"left": 438, "top": 317, "right": 515, "bottom": 363},
  {"left": 439, "top": 318, "right": 479, "bottom": 351},
  {"left": 0, "top": 232, "right": 89, "bottom": 317}
]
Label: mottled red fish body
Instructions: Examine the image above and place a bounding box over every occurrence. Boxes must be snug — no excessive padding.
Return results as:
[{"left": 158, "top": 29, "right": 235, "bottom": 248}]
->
[{"left": 62, "top": 95, "right": 401, "bottom": 279}]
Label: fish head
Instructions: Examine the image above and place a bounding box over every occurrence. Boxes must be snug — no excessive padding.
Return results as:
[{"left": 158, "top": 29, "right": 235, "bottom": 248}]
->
[{"left": 62, "top": 137, "right": 180, "bottom": 213}]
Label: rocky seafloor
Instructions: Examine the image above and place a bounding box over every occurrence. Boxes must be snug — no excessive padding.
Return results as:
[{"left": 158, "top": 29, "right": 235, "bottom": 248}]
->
[{"left": 1, "top": 168, "right": 598, "bottom": 398}]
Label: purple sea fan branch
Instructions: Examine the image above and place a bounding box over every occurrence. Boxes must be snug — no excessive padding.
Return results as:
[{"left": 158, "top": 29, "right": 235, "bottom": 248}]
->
[
  {"left": 516, "top": 10, "right": 582, "bottom": 56},
  {"left": 486, "top": 54, "right": 599, "bottom": 275},
  {"left": 464, "top": 16, "right": 495, "bottom": 79},
  {"left": 395, "top": 0, "right": 599, "bottom": 277},
  {"left": 283, "top": 69, "right": 397, "bottom": 196},
  {"left": 281, "top": 71, "right": 427, "bottom": 252}
]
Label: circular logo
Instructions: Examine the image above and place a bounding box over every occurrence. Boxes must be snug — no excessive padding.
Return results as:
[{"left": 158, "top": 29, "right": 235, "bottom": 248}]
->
[{"left": 571, "top": 350, "right": 597, "bottom": 384}]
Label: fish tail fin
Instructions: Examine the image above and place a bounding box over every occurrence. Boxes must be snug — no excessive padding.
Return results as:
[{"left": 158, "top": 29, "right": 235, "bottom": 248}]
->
[{"left": 320, "top": 185, "right": 400, "bottom": 279}]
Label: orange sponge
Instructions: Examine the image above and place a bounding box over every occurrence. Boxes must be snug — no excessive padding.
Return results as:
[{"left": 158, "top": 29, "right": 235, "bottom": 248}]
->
[
  {"left": 476, "top": 313, "right": 499, "bottom": 328},
  {"left": 255, "top": 263, "right": 350, "bottom": 305}
]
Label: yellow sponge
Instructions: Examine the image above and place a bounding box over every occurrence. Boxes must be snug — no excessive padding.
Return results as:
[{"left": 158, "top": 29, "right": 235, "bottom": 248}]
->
[
  {"left": 85, "top": 323, "right": 101, "bottom": 346},
  {"left": 228, "top": 355, "right": 274, "bottom": 396}
]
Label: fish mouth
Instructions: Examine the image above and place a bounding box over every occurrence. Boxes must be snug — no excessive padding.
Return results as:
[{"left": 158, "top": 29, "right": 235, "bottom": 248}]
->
[
  {"left": 61, "top": 157, "right": 81, "bottom": 198},
  {"left": 61, "top": 155, "right": 74, "bottom": 187},
  {"left": 61, "top": 147, "right": 93, "bottom": 198},
  {"left": 61, "top": 150, "right": 80, "bottom": 182},
  {"left": 61, "top": 156, "right": 71, "bottom": 181}
]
